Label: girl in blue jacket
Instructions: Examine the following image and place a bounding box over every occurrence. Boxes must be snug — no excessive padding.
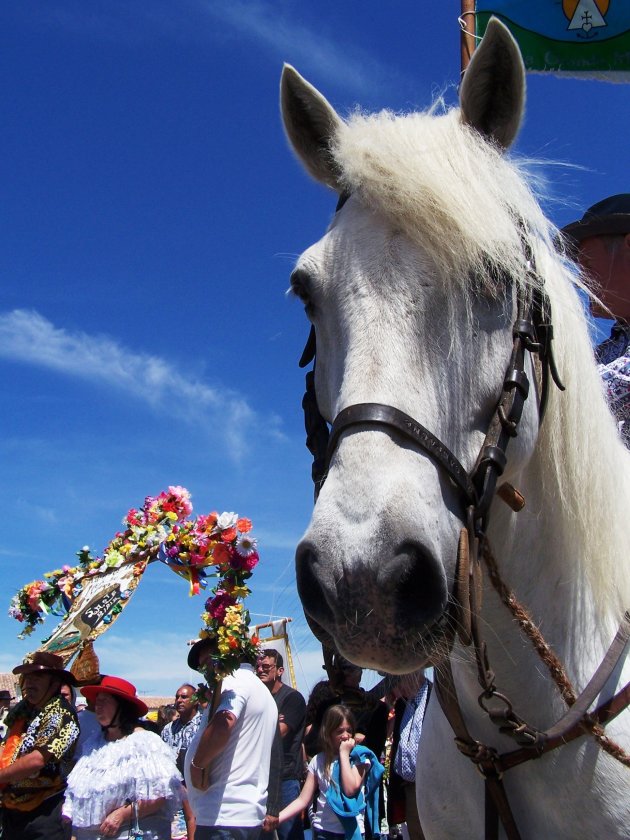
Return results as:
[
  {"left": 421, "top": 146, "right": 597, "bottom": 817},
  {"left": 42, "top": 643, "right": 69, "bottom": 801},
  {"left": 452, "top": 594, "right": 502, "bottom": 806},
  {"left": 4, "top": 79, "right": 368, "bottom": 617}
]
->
[{"left": 278, "top": 704, "right": 383, "bottom": 840}]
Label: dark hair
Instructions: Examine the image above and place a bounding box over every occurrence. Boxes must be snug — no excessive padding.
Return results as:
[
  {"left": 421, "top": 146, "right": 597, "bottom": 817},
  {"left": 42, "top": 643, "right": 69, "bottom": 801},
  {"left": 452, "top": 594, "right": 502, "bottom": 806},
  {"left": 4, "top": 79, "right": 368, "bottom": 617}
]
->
[
  {"left": 60, "top": 683, "right": 76, "bottom": 705},
  {"left": 260, "top": 649, "right": 284, "bottom": 669},
  {"left": 104, "top": 696, "right": 141, "bottom": 736}
]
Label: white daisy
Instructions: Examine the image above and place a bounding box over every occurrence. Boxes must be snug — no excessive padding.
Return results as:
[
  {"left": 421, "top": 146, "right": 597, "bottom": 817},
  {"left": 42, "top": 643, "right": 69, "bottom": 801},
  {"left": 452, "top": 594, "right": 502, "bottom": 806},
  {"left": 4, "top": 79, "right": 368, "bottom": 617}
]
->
[{"left": 236, "top": 534, "right": 258, "bottom": 557}]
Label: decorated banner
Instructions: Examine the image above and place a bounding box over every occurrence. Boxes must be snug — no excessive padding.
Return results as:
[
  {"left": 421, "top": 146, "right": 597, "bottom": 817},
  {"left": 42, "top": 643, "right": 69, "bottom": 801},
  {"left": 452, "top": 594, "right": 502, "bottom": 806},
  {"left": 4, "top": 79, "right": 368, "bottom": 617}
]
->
[
  {"left": 474, "top": 1, "right": 630, "bottom": 79},
  {"left": 39, "top": 560, "right": 149, "bottom": 663},
  {"left": 9, "top": 487, "right": 260, "bottom": 681},
  {"left": 254, "top": 618, "right": 298, "bottom": 689}
]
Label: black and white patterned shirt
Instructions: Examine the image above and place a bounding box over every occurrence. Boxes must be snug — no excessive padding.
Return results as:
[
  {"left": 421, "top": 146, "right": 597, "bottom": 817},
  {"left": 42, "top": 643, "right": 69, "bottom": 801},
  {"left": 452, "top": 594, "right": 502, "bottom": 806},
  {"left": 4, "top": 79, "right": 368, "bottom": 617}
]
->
[
  {"left": 595, "top": 321, "right": 630, "bottom": 447},
  {"left": 160, "top": 711, "right": 202, "bottom": 753}
]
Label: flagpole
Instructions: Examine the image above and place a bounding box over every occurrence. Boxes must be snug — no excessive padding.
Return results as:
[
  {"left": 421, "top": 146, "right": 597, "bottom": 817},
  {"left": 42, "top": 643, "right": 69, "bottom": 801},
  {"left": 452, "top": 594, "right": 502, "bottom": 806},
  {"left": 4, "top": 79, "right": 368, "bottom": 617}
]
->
[{"left": 460, "top": 0, "right": 476, "bottom": 75}]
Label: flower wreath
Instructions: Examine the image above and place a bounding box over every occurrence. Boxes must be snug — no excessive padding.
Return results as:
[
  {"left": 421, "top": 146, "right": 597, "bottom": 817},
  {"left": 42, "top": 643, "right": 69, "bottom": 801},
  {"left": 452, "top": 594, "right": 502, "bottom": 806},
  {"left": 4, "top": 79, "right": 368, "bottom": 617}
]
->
[{"left": 9, "top": 488, "right": 261, "bottom": 687}]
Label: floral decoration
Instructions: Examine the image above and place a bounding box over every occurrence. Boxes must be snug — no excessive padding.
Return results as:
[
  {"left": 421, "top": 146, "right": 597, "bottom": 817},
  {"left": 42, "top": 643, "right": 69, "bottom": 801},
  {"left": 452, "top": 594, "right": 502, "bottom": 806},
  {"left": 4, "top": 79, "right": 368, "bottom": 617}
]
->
[
  {"left": 8, "top": 485, "right": 260, "bottom": 680},
  {"left": 191, "top": 513, "right": 262, "bottom": 688}
]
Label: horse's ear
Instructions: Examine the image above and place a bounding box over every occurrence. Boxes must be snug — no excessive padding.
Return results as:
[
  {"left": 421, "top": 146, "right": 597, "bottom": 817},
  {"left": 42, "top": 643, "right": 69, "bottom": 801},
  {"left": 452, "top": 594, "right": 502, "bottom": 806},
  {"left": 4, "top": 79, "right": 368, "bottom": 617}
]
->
[
  {"left": 280, "top": 64, "right": 343, "bottom": 190},
  {"left": 459, "top": 17, "right": 525, "bottom": 150}
]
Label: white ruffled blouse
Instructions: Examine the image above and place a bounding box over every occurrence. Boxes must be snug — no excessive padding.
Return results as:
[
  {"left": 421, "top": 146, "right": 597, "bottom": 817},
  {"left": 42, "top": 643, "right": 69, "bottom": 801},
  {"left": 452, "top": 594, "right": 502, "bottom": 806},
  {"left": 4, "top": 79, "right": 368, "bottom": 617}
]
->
[{"left": 64, "top": 728, "right": 182, "bottom": 831}]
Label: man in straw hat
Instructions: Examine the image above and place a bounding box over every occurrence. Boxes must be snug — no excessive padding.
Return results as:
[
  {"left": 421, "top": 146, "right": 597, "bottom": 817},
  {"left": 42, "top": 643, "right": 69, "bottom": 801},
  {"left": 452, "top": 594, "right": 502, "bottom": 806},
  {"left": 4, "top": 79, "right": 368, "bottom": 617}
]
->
[
  {"left": 0, "top": 651, "right": 79, "bottom": 840},
  {"left": 184, "top": 635, "right": 280, "bottom": 840},
  {"left": 563, "top": 194, "right": 630, "bottom": 445}
]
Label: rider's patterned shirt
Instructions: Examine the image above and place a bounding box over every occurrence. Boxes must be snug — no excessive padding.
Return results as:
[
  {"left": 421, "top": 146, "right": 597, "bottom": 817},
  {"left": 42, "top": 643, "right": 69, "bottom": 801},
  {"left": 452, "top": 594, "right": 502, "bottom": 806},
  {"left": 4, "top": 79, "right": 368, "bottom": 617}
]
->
[
  {"left": 2, "top": 696, "right": 79, "bottom": 810},
  {"left": 595, "top": 321, "right": 630, "bottom": 448}
]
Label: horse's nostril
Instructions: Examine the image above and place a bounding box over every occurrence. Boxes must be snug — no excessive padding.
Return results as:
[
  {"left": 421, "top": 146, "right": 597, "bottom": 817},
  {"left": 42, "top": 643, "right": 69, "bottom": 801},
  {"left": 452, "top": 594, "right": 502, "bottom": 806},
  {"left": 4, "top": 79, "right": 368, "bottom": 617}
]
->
[
  {"left": 385, "top": 541, "right": 448, "bottom": 627},
  {"left": 295, "top": 545, "right": 335, "bottom": 629}
]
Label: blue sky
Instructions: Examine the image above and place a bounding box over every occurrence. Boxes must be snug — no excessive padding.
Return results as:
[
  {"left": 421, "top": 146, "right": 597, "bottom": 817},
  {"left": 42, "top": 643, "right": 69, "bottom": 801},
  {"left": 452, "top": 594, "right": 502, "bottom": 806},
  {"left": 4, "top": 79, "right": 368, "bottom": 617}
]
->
[{"left": 1, "top": 0, "right": 626, "bottom": 700}]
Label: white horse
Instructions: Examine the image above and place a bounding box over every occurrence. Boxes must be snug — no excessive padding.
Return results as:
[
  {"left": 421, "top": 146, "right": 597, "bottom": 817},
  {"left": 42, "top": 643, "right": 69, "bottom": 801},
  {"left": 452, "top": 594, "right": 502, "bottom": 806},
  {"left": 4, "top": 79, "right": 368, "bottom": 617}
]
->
[{"left": 281, "top": 19, "right": 630, "bottom": 839}]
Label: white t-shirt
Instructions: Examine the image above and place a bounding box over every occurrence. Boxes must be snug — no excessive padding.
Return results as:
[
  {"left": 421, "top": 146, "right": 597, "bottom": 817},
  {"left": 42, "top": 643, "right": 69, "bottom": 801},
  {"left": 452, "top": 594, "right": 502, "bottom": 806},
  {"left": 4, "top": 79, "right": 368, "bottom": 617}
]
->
[
  {"left": 308, "top": 752, "right": 369, "bottom": 835},
  {"left": 184, "top": 664, "right": 278, "bottom": 827}
]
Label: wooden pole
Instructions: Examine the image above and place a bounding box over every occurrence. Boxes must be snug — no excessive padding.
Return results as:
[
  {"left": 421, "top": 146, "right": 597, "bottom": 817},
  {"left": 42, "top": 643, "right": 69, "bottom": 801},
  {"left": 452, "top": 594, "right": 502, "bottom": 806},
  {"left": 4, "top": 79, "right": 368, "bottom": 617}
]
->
[{"left": 460, "top": 0, "right": 476, "bottom": 75}]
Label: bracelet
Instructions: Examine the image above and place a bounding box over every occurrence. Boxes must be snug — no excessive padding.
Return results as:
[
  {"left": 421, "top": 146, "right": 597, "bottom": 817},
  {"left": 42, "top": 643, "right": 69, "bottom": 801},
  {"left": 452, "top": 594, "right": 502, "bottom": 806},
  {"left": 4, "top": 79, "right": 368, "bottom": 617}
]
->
[{"left": 190, "top": 759, "right": 206, "bottom": 771}]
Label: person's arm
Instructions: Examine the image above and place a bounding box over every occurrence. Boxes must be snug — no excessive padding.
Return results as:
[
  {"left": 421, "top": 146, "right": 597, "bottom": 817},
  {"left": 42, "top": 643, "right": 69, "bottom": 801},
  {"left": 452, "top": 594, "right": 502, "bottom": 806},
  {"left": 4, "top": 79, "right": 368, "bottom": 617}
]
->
[
  {"left": 278, "top": 770, "right": 317, "bottom": 824},
  {"left": 189, "top": 710, "right": 236, "bottom": 790},
  {"left": 338, "top": 740, "right": 367, "bottom": 797},
  {"left": 278, "top": 691, "right": 306, "bottom": 739},
  {"left": 182, "top": 795, "right": 196, "bottom": 840},
  {"left": 0, "top": 749, "right": 45, "bottom": 784},
  {"left": 262, "top": 722, "right": 283, "bottom": 831},
  {"left": 98, "top": 798, "right": 166, "bottom": 837}
]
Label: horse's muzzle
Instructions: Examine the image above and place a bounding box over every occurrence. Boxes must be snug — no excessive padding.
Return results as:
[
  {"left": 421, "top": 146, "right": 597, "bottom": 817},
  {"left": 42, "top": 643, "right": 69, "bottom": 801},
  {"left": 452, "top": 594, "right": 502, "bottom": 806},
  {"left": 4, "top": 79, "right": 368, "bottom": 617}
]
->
[{"left": 295, "top": 538, "right": 449, "bottom": 671}]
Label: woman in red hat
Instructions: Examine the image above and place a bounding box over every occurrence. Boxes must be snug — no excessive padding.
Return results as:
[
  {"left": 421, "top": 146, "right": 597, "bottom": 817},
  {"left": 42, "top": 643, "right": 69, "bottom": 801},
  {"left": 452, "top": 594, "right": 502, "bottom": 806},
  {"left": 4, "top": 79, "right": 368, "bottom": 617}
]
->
[{"left": 63, "top": 675, "right": 182, "bottom": 839}]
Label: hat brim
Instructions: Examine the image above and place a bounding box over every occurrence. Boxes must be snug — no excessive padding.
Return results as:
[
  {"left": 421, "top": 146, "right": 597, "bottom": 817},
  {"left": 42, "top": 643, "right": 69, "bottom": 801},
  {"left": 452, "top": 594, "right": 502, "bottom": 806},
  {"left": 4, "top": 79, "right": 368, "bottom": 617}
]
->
[
  {"left": 187, "top": 637, "right": 215, "bottom": 672},
  {"left": 13, "top": 663, "right": 77, "bottom": 686},
  {"left": 81, "top": 684, "right": 148, "bottom": 717},
  {"left": 561, "top": 214, "right": 630, "bottom": 245}
]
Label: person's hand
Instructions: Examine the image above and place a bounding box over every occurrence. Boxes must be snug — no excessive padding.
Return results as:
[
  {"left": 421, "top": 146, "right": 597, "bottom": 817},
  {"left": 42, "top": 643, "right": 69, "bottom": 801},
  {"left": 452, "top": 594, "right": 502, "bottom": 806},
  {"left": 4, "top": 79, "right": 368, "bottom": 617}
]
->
[
  {"left": 339, "top": 737, "right": 355, "bottom": 757},
  {"left": 99, "top": 806, "right": 127, "bottom": 836},
  {"left": 263, "top": 814, "right": 280, "bottom": 832}
]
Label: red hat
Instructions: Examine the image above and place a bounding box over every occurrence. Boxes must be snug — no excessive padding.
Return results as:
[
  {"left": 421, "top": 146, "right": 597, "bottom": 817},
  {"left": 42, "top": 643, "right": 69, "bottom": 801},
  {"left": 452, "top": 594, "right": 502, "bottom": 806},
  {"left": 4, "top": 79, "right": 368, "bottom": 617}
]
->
[{"left": 81, "top": 675, "right": 148, "bottom": 717}]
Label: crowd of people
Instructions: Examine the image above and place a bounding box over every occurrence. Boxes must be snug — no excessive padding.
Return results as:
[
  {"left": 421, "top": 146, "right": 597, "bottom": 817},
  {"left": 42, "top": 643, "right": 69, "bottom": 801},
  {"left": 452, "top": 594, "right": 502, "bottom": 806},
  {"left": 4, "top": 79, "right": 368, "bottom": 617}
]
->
[{"left": 0, "top": 643, "right": 431, "bottom": 840}]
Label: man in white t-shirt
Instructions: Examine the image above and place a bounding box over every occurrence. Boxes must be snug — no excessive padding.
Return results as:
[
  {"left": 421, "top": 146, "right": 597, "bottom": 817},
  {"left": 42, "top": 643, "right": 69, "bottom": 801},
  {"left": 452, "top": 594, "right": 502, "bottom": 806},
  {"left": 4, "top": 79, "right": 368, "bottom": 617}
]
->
[{"left": 184, "top": 637, "right": 279, "bottom": 840}]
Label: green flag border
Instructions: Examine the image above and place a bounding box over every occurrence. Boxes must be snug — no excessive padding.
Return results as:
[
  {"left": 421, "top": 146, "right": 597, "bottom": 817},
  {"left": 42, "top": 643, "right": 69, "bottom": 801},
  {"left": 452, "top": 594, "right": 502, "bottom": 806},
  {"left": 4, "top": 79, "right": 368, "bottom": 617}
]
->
[{"left": 476, "top": 12, "right": 630, "bottom": 76}]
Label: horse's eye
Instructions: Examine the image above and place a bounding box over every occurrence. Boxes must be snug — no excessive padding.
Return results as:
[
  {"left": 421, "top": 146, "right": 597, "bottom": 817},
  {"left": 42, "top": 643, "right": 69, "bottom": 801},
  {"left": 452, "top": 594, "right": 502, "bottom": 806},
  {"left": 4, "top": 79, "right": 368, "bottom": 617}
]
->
[{"left": 290, "top": 269, "right": 314, "bottom": 314}]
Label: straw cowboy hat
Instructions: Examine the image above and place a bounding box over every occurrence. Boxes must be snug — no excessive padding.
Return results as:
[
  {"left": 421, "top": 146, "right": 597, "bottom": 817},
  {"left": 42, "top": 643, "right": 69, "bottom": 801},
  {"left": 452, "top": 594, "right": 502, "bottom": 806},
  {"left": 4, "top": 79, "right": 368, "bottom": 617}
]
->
[
  {"left": 81, "top": 675, "right": 148, "bottom": 717},
  {"left": 562, "top": 194, "right": 630, "bottom": 245},
  {"left": 13, "top": 651, "right": 77, "bottom": 686}
]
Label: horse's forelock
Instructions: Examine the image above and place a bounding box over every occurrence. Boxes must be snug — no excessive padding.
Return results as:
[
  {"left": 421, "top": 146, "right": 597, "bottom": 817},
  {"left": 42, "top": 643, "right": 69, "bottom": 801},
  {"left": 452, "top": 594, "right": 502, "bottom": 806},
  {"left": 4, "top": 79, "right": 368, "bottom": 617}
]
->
[{"left": 332, "top": 106, "right": 551, "bottom": 298}]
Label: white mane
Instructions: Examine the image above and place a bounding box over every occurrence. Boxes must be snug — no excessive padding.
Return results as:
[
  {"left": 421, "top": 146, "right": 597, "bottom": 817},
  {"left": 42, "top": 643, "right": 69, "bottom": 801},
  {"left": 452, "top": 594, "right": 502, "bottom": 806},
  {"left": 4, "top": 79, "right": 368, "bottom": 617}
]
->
[{"left": 331, "top": 104, "right": 630, "bottom": 618}]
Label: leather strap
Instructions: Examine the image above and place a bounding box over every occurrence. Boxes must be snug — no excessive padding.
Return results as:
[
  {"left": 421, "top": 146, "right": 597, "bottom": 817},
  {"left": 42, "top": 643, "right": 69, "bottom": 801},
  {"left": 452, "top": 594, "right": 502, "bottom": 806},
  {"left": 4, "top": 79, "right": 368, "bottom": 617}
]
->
[
  {"left": 435, "top": 613, "right": 630, "bottom": 838},
  {"left": 328, "top": 402, "right": 477, "bottom": 506}
]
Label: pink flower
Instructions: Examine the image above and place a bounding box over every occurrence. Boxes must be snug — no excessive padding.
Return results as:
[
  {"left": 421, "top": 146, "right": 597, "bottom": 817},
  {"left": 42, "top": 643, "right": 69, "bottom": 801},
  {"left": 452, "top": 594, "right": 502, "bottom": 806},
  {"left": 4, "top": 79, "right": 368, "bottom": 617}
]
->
[
  {"left": 229, "top": 550, "right": 259, "bottom": 572},
  {"left": 168, "top": 486, "right": 193, "bottom": 517},
  {"left": 243, "top": 551, "right": 259, "bottom": 571},
  {"left": 205, "top": 590, "right": 237, "bottom": 623}
]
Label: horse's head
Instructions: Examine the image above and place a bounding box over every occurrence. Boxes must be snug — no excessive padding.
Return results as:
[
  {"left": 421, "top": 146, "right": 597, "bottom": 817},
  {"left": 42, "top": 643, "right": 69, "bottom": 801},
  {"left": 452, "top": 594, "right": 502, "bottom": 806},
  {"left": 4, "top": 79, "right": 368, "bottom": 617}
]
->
[{"left": 282, "top": 21, "right": 552, "bottom": 672}]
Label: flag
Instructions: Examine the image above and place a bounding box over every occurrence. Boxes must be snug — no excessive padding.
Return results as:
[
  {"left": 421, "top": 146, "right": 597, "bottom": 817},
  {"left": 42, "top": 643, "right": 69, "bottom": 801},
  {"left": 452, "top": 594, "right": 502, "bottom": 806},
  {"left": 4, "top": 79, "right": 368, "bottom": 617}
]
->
[
  {"left": 475, "top": 1, "right": 630, "bottom": 80},
  {"left": 39, "top": 559, "right": 149, "bottom": 664}
]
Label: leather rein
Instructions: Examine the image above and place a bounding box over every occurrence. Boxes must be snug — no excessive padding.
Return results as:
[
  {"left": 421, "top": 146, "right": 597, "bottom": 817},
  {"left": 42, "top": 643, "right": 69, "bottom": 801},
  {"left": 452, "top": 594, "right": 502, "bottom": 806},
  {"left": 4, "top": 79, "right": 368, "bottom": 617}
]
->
[{"left": 298, "top": 238, "right": 630, "bottom": 839}]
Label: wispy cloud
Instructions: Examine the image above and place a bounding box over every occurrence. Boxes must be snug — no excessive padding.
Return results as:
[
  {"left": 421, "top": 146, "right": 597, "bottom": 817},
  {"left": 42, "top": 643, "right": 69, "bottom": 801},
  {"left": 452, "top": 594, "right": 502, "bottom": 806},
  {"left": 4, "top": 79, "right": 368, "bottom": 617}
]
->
[
  {"left": 92, "top": 631, "right": 326, "bottom": 696},
  {"left": 13, "top": 0, "right": 400, "bottom": 99},
  {"left": 0, "top": 309, "right": 274, "bottom": 457},
  {"left": 197, "top": 0, "right": 396, "bottom": 97}
]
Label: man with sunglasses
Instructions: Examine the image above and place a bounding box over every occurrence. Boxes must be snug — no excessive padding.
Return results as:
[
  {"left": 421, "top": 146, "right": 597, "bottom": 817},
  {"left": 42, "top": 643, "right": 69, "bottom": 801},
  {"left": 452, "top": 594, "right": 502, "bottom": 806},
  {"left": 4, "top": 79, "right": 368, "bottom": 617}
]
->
[{"left": 256, "top": 650, "right": 306, "bottom": 840}]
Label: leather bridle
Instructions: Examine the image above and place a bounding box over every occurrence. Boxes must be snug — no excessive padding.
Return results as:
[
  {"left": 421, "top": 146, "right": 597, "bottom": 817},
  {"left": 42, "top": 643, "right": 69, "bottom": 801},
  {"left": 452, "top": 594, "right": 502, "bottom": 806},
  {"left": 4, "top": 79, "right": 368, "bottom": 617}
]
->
[
  {"left": 298, "top": 227, "right": 630, "bottom": 839},
  {"left": 300, "top": 238, "right": 560, "bottom": 528}
]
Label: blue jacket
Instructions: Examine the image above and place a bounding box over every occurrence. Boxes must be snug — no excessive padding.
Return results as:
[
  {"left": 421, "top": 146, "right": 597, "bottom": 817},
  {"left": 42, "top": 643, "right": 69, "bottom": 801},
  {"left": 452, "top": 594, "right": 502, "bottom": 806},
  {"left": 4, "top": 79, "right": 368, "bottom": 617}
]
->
[{"left": 326, "top": 745, "right": 385, "bottom": 840}]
